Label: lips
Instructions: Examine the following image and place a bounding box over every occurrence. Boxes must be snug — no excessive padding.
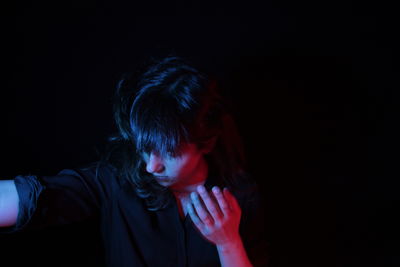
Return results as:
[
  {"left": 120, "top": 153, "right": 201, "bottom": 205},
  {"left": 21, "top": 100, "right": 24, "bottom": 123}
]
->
[
  {"left": 154, "top": 176, "right": 169, "bottom": 180},
  {"left": 154, "top": 176, "right": 173, "bottom": 184}
]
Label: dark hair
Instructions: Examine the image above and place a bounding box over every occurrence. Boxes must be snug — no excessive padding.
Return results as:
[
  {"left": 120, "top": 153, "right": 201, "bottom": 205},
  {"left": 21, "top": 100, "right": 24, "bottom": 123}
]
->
[{"left": 100, "top": 56, "right": 252, "bottom": 210}]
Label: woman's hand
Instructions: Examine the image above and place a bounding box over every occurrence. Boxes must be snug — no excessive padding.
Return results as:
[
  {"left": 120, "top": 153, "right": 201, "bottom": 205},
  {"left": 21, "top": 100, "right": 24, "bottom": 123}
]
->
[{"left": 187, "top": 185, "right": 242, "bottom": 246}]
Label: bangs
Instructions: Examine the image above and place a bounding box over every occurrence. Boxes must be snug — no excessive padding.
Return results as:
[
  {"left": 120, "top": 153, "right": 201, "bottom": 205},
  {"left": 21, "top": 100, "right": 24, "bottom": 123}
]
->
[{"left": 130, "top": 93, "right": 190, "bottom": 156}]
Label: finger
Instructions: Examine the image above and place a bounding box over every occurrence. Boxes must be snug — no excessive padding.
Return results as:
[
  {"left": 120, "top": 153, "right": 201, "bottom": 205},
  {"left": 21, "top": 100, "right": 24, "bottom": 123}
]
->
[
  {"left": 191, "top": 191, "right": 214, "bottom": 225},
  {"left": 212, "top": 186, "right": 232, "bottom": 217},
  {"left": 197, "top": 185, "right": 223, "bottom": 222},
  {"left": 223, "top": 188, "right": 241, "bottom": 214},
  {"left": 186, "top": 202, "right": 205, "bottom": 230}
]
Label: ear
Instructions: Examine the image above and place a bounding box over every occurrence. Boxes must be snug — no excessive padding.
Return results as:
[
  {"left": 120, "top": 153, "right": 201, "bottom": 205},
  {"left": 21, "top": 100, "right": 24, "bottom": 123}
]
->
[{"left": 200, "top": 136, "right": 218, "bottom": 154}]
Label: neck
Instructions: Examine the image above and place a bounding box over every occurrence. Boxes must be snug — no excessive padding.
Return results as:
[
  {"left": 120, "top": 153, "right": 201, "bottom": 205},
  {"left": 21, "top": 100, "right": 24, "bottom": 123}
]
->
[
  {"left": 171, "top": 180, "right": 205, "bottom": 195},
  {"left": 170, "top": 158, "right": 208, "bottom": 194}
]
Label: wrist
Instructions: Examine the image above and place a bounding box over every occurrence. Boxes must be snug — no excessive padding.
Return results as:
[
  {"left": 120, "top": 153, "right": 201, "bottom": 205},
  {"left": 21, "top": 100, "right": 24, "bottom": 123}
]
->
[
  {"left": 216, "top": 236, "right": 253, "bottom": 267},
  {"left": 216, "top": 236, "right": 243, "bottom": 253}
]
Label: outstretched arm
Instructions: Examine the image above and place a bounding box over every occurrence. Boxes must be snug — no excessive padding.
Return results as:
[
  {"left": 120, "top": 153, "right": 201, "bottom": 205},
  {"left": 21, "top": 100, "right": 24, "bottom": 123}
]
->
[{"left": 0, "top": 180, "right": 19, "bottom": 227}]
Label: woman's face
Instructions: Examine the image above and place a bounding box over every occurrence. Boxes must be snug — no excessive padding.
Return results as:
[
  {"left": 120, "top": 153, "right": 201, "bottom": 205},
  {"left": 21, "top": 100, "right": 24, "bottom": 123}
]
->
[{"left": 141, "top": 143, "right": 209, "bottom": 191}]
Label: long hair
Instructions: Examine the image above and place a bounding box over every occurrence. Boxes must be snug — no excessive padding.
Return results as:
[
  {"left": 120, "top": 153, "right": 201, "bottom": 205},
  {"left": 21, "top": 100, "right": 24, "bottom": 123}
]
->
[{"left": 99, "top": 56, "right": 253, "bottom": 211}]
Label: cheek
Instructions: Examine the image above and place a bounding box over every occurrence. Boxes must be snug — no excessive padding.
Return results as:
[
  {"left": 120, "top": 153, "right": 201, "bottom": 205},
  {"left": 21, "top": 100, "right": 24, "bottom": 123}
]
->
[{"left": 171, "top": 155, "right": 201, "bottom": 175}]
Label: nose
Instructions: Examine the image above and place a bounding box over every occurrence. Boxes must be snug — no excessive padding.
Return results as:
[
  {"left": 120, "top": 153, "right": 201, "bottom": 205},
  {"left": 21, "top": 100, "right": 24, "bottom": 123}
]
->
[{"left": 145, "top": 152, "right": 165, "bottom": 174}]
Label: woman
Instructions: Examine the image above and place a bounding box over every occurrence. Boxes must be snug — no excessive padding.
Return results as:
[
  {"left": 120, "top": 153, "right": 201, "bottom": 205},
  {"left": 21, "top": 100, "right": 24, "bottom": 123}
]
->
[{"left": 0, "top": 56, "right": 269, "bottom": 266}]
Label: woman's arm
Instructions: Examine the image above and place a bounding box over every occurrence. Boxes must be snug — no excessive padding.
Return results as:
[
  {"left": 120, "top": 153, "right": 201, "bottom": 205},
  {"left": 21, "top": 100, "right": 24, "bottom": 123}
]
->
[
  {"left": 0, "top": 163, "right": 115, "bottom": 233},
  {"left": 214, "top": 187, "right": 254, "bottom": 267},
  {"left": 0, "top": 180, "right": 19, "bottom": 227},
  {"left": 217, "top": 237, "right": 253, "bottom": 267}
]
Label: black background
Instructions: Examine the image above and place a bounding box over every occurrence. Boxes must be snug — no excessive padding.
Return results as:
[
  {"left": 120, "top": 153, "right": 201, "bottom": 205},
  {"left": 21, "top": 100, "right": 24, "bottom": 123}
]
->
[{"left": 1, "top": 1, "right": 399, "bottom": 266}]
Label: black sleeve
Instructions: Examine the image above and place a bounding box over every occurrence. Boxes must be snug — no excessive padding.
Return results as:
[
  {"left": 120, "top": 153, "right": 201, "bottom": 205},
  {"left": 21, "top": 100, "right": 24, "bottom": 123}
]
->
[{"left": 0, "top": 162, "right": 118, "bottom": 233}]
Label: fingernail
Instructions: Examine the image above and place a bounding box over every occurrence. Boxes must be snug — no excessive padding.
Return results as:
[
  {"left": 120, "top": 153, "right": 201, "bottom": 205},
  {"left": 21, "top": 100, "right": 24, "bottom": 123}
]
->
[
  {"left": 197, "top": 185, "right": 205, "bottom": 193},
  {"left": 212, "top": 186, "right": 220, "bottom": 193}
]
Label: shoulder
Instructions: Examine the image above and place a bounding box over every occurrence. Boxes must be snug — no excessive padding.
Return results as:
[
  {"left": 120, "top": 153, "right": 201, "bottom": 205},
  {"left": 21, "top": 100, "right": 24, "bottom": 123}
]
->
[{"left": 54, "top": 161, "right": 125, "bottom": 196}]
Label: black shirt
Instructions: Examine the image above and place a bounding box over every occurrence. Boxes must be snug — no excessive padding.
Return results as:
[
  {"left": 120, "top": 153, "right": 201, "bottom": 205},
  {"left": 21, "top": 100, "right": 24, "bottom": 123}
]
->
[{"left": 2, "top": 162, "right": 269, "bottom": 267}]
